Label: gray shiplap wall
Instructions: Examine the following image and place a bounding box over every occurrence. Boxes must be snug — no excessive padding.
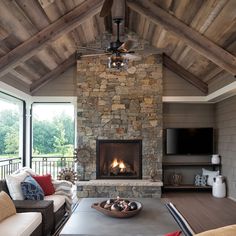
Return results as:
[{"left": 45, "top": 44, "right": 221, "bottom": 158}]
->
[
  {"left": 163, "top": 103, "right": 215, "bottom": 129},
  {"left": 216, "top": 95, "right": 236, "bottom": 199},
  {"left": 163, "top": 68, "right": 205, "bottom": 96},
  {"left": 32, "top": 66, "right": 76, "bottom": 96}
]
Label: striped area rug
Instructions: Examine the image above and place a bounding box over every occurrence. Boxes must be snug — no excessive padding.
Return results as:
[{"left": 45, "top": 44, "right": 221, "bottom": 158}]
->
[{"left": 166, "top": 202, "right": 195, "bottom": 236}]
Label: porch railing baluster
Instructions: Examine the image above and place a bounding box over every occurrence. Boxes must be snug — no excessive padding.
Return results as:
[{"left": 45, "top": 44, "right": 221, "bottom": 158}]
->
[
  {"left": 0, "top": 157, "right": 21, "bottom": 180},
  {"left": 31, "top": 156, "right": 74, "bottom": 180}
]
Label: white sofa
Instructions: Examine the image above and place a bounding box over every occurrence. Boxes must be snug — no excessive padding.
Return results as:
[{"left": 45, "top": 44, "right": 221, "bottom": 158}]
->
[{"left": 0, "top": 212, "right": 42, "bottom": 236}]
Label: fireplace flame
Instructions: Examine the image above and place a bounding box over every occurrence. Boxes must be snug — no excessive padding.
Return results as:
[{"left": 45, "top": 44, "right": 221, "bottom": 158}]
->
[
  {"left": 111, "top": 158, "right": 126, "bottom": 172},
  {"left": 119, "top": 161, "right": 125, "bottom": 172},
  {"left": 111, "top": 158, "right": 119, "bottom": 168}
]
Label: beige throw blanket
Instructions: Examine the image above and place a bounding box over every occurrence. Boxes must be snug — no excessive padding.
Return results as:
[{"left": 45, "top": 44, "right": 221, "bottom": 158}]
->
[{"left": 52, "top": 179, "right": 73, "bottom": 214}]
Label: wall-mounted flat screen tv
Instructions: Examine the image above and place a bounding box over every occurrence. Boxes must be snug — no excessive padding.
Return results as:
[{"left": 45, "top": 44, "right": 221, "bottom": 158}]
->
[{"left": 165, "top": 128, "right": 214, "bottom": 155}]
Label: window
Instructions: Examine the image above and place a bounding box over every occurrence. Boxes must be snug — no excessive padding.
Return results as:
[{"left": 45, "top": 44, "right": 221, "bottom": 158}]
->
[
  {"left": 0, "top": 92, "right": 24, "bottom": 178},
  {"left": 31, "top": 103, "right": 75, "bottom": 157},
  {"left": 0, "top": 92, "right": 24, "bottom": 159}
]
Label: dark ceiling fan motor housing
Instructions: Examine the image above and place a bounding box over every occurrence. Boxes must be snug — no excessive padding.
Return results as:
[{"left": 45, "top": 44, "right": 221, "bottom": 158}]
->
[{"left": 107, "top": 18, "right": 124, "bottom": 54}]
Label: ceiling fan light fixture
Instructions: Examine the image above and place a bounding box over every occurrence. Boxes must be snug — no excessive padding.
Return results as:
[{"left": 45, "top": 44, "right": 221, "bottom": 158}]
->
[{"left": 108, "top": 54, "right": 128, "bottom": 70}]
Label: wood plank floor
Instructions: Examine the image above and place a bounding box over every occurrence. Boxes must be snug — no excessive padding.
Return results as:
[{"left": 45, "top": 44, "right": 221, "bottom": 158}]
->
[{"left": 162, "top": 192, "right": 236, "bottom": 234}]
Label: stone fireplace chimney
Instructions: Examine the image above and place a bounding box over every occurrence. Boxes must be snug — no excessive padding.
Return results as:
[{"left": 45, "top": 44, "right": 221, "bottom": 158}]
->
[{"left": 77, "top": 54, "right": 163, "bottom": 180}]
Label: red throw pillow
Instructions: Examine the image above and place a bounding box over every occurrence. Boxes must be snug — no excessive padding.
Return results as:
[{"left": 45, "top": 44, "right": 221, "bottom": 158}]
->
[
  {"left": 165, "top": 231, "right": 182, "bottom": 236},
  {"left": 33, "top": 174, "right": 55, "bottom": 196}
]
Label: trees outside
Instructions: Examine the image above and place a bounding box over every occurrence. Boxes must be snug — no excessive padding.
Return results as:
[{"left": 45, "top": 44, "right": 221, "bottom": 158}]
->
[
  {"left": 0, "top": 110, "right": 19, "bottom": 156},
  {"left": 32, "top": 113, "right": 74, "bottom": 157},
  {"left": 0, "top": 109, "right": 74, "bottom": 157}
]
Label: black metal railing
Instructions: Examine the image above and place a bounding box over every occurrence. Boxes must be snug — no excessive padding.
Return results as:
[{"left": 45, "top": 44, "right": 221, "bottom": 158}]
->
[
  {"left": 0, "top": 157, "right": 22, "bottom": 179},
  {"left": 0, "top": 156, "right": 75, "bottom": 180},
  {"left": 31, "top": 156, "right": 74, "bottom": 179}
]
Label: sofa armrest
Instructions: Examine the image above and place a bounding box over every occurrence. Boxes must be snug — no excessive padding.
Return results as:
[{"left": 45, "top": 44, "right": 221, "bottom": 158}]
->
[{"left": 14, "top": 200, "right": 54, "bottom": 235}]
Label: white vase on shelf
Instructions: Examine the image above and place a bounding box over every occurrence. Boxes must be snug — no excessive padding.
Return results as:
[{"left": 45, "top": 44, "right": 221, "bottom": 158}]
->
[{"left": 211, "top": 154, "right": 220, "bottom": 164}]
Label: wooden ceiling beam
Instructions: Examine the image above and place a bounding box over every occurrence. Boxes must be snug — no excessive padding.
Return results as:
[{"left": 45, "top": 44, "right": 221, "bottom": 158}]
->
[
  {"left": 30, "top": 53, "right": 76, "bottom": 94},
  {"left": 127, "top": 0, "right": 236, "bottom": 76},
  {"left": 10, "top": 70, "right": 32, "bottom": 85},
  {"left": 163, "top": 54, "right": 208, "bottom": 94},
  {"left": 0, "top": 0, "right": 103, "bottom": 78}
]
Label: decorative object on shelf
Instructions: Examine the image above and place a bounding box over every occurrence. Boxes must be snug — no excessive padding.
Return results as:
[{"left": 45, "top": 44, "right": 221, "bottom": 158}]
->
[
  {"left": 57, "top": 168, "right": 78, "bottom": 184},
  {"left": 202, "top": 168, "right": 220, "bottom": 186},
  {"left": 74, "top": 147, "right": 92, "bottom": 181},
  {"left": 170, "top": 173, "right": 182, "bottom": 186},
  {"left": 211, "top": 154, "right": 220, "bottom": 164},
  {"left": 91, "top": 196, "right": 142, "bottom": 218},
  {"left": 194, "top": 174, "right": 207, "bottom": 186},
  {"left": 212, "top": 175, "right": 226, "bottom": 198},
  {"left": 150, "top": 169, "right": 159, "bottom": 182}
]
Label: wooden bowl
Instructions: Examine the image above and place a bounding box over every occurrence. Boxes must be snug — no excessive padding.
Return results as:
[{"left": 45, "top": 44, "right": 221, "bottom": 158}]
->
[{"left": 91, "top": 199, "right": 142, "bottom": 218}]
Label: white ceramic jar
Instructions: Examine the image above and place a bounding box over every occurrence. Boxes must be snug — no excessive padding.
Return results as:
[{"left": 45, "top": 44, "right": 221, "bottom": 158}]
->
[
  {"left": 211, "top": 154, "right": 220, "bottom": 164},
  {"left": 212, "top": 176, "right": 226, "bottom": 198}
]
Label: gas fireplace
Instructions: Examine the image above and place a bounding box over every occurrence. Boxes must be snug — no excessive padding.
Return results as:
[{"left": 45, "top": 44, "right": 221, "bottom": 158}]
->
[{"left": 96, "top": 140, "right": 142, "bottom": 179}]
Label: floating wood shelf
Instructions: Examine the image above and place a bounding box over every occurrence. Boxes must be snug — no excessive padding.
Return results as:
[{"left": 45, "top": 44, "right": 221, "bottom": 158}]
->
[
  {"left": 163, "top": 162, "right": 221, "bottom": 167},
  {"left": 163, "top": 185, "right": 212, "bottom": 190},
  {"left": 162, "top": 162, "right": 221, "bottom": 191}
]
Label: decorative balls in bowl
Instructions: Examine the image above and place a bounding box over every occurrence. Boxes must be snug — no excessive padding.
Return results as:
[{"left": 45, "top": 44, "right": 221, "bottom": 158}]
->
[{"left": 91, "top": 197, "right": 142, "bottom": 218}]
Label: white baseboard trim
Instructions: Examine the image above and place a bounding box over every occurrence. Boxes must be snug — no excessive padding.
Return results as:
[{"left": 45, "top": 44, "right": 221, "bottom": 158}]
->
[{"left": 228, "top": 196, "right": 236, "bottom": 202}]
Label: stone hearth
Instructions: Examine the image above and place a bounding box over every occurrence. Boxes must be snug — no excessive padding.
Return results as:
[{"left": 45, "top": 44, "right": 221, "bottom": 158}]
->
[{"left": 77, "top": 180, "right": 162, "bottom": 198}]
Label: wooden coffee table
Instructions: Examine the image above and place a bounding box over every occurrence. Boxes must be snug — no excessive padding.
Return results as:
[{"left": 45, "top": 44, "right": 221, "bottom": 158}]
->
[{"left": 60, "top": 198, "right": 180, "bottom": 236}]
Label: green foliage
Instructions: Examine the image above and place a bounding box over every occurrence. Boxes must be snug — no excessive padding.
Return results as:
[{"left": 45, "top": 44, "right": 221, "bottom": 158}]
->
[
  {"left": 0, "top": 110, "right": 19, "bottom": 155},
  {"left": 32, "top": 112, "right": 74, "bottom": 156},
  {"left": 33, "top": 120, "right": 58, "bottom": 154},
  {"left": 4, "top": 127, "right": 19, "bottom": 154},
  {"left": 0, "top": 107, "right": 75, "bottom": 157}
]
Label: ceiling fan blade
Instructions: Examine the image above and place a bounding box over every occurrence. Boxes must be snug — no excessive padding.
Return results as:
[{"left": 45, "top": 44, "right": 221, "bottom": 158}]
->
[
  {"left": 123, "top": 53, "right": 141, "bottom": 60},
  {"left": 100, "top": 0, "right": 113, "bottom": 17},
  {"left": 118, "top": 40, "right": 135, "bottom": 52},
  {"left": 80, "top": 52, "right": 111, "bottom": 58},
  {"left": 77, "top": 46, "right": 105, "bottom": 52}
]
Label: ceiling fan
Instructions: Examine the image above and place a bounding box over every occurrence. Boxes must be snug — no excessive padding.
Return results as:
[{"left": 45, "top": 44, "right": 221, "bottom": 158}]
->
[
  {"left": 78, "top": 18, "right": 136, "bottom": 57},
  {"left": 78, "top": 17, "right": 139, "bottom": 69}
]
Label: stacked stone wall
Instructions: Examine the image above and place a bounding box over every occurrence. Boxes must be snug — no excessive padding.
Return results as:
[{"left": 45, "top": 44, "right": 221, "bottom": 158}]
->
[{"left": 77, "top": 55, "right": 163, "bottom": 180}]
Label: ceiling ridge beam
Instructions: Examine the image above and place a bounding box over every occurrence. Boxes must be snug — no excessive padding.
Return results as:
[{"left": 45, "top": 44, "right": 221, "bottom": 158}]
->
[
  {"left": 127, "top": 0, "right": 236, "bottom": 76},
  {"left": 0, "top": 0, "right": 103, "bottom": 78},
  {"left": 30, "top": 53, "right": 75, "bottom": 94},
  {"left": 163, "top": 54, "right": 208, "bottom": 94}
]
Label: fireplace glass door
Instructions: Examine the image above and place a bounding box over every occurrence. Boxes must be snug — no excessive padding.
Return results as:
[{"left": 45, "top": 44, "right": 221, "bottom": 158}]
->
[{"left": 96, "top": 140, "right": 142, "bottom": 179}]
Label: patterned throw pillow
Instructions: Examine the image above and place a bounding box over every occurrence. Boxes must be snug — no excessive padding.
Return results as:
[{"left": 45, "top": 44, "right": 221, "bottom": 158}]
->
[
  {"left": 202, "top": 168, "right": 220, "bottom": 186},
  {"left": 194, "top": 174, "right": 207, "bottom": 186},
  {"left": 21, "top": 176, "right": 44, "bottom": 200}
]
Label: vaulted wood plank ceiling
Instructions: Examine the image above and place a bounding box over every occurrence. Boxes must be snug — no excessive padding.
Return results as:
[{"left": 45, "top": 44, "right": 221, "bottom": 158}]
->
[{"left": 0, "top": 0, "right": 235, "bottom": 95}]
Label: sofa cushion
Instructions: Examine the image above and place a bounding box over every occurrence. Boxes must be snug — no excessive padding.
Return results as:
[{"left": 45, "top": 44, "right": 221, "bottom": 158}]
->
[
  {"left": 33, "top": 174, "right": 55, "bottom": 196},
  {"left": 0, "top": 191, "right": 16, "bottom": 222},
  {"left": 0, "top": 212, "right": 42, "bottom": 236},
  {"left": 5, "top": 172, "right": 28, "bottom": 200},
  {"left": 44, "top": 194, "right": 65, "bottom": 212},
  {"left": 21, "top": 176, "right": 44, "bottom": 200}
]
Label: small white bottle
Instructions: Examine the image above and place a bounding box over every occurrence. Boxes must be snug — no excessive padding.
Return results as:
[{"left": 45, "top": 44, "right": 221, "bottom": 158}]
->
[{"left": 211, "top": 154, "right": 220, "bottom": 164}]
